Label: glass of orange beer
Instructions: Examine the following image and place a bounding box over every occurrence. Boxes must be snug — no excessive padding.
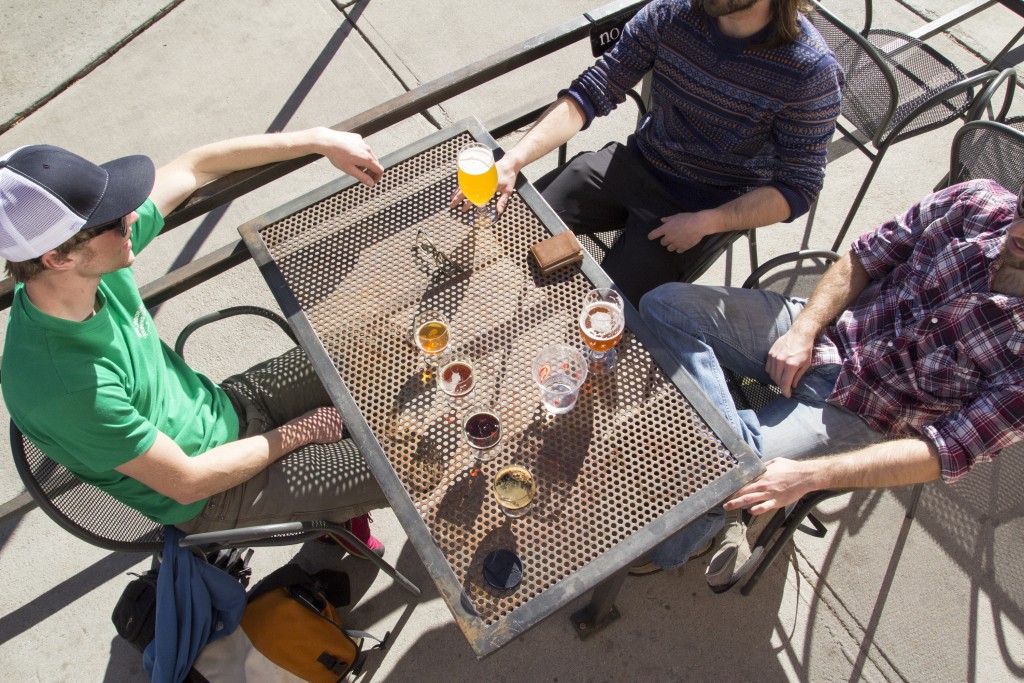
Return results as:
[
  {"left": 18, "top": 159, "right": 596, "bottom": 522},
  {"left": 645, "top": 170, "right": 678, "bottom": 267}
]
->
[
  {"left": 579, "top": 288, "right": 625, "bottom": 373},
  {"left": 412, "top": 309, "right": 450, "bottom": 365},
  {"left": 457, "top": 142, "right": 498, "bottom": 227}
]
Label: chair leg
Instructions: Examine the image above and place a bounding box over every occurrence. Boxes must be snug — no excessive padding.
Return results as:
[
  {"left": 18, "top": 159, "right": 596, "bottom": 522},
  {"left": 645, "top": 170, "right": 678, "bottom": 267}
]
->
[
  {"left": 326, "top": 526, "right": 423, "bottom": 598},
  {"left": 830, "top": 147, "right": 889, "bottom": 253},
  {"left": 905, "top": 482, "right": 924, "bottom": 520},
  {"left": 739, "top": 501, "right": 813, "bottom": 596}
]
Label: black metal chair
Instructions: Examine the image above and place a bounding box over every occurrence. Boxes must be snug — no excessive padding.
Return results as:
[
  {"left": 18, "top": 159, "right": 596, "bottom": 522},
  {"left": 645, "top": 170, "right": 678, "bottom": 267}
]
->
[
  {"left": 9, "top": 306, "right": 421, "bottom": 597},
  {"left": 809, "top": 0, "right": 997, "bottom": 252},
  {"left": 719, "top": 249, "right": 924, "bottom": 595},
  {"left": 946, "top": 68, "right": 1024, "bottom": 192}
]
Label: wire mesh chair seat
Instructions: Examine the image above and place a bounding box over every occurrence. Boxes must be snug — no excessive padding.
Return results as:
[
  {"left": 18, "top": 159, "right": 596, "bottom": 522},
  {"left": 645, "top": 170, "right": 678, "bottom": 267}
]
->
[
  {"left": 12, "top": 426, "right": 165, "bottom": 553},
  {"left": 808, "top": 2, "right": 996, "bottom": 253}
]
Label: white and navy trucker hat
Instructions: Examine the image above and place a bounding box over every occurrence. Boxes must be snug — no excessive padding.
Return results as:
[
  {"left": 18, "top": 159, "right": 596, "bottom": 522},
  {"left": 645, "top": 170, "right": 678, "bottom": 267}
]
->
[{"left": 0, "top": 145, "right": 155, "bottom": 262}]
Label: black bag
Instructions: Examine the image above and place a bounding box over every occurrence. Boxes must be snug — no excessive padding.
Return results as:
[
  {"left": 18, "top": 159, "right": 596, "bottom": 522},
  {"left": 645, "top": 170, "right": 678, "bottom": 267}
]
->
[
  {"left": 111, "top": 570, "right": 159, "bottom": 653},
  {"left": 111, "top": 548, "right": 253, "bottom": 653}
]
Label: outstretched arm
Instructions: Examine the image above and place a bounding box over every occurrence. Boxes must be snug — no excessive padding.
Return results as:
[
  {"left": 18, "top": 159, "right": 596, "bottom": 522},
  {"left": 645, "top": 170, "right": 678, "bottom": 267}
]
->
[
  {"left": 450, "top": 95, "right": 586, "bottom": 214},
  {"left": 725, "top": 438, "right": 941, "bottom": 516},
  {"left": 149, "top": 127, "right": 384, "bottom": 218}
]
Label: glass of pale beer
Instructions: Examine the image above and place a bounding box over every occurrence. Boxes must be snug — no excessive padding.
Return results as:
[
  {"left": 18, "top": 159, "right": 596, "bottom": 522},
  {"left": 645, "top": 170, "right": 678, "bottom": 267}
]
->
[
  {"left": 579, "top": 288, "right": 625, "bottom": 373},
  {"left": 492, "top": 464, "right": 536, "bottom": 518},
  {"left": 457, "top": 142, "right": 498, "bottom": 227},
  {"left": 412, "top": 309, "right": 450, "bottom": 365}
]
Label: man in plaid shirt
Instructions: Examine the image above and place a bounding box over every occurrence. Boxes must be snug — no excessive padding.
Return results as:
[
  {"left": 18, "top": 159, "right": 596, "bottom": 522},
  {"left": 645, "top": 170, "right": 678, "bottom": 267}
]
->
[{"left": 632, "top": 179, "right": 1024, "bottom": 590}]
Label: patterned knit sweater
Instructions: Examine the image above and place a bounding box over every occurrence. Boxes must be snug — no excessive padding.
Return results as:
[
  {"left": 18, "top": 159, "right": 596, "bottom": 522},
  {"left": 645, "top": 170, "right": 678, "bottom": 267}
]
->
[{"left": 564, "top": 0, "right": 844, "bottom": 221}]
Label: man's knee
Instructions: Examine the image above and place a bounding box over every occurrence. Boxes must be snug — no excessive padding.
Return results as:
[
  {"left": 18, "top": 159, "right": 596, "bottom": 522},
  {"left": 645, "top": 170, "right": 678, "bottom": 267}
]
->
[{"left": 640, "top": 282, "right": 720, "bottom": 329}]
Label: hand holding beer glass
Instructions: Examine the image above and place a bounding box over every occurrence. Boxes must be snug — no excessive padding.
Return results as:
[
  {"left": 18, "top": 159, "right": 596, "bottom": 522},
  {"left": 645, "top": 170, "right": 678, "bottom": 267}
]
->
[
  {"left": 579, "top": 288, "right": 625, "bottom": 373},
  {"left": 457, "top": 142, "right": 498, "bottom": 227}
]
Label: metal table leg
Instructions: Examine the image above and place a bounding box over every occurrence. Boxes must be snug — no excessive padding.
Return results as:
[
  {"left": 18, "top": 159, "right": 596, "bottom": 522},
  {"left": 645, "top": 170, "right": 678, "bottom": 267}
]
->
[{"left": 570, "top": 569, "right": 627, "bottom": 639}]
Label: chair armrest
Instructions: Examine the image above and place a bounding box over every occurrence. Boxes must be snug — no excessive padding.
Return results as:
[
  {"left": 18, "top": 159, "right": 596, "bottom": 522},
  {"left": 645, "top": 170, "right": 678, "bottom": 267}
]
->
[
  {"left": 174, "top": 305, "right": 297, "bottom": 359},
  {"left": 741, "top": 249, "right": 840, "bottom": 290},
  {"left": 966, "top": 67, "right": 1017, "bottom": 123}
]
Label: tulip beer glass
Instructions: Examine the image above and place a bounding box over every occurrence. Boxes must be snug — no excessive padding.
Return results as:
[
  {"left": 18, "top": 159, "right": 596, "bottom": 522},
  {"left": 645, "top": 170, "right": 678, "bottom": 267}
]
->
[
  {"left": 457, "top": 143, "right": 498, "bottom": 227},
  {"left": 579, "top": 288, "right": 625, "bottom": 373},
  {"left": 413, "top": 310, "right": 450, "bottom": 365}
]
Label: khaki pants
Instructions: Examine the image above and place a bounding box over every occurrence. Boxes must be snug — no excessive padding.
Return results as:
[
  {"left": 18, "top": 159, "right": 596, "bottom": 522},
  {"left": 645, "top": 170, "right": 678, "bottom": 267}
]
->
[{"left": 176, "top": 347, "right": 387, "bottom": 533}]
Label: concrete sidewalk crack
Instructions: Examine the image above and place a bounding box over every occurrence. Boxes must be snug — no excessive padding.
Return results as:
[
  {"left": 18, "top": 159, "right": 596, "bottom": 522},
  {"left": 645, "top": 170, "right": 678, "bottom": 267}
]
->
[
  {"left": 334, "top": 1, "right": 445, "bottom": 132},
  {"left": 0, "top": 0, "right": 188, "bottom": 137},
  {"left": 790, "top": 541, "right": 909, "bottom": 682}
]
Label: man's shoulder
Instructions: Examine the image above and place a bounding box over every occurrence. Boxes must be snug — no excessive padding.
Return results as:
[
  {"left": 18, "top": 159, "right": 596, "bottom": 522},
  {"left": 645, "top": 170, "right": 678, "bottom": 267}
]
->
[{"left": 780, "top": 13, "right": 842, "bottom": 74}]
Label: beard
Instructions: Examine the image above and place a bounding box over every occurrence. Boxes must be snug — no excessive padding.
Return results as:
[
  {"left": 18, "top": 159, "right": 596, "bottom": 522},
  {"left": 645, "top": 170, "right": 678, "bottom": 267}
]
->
[{"left": 702, "top": 0, "right": 762, "bottom": 18}]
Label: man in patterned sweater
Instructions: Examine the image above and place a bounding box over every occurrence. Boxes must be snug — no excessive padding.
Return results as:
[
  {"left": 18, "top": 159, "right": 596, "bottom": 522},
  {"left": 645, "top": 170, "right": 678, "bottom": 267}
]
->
[
  {"left": 455, "top": 0, "right": 843, "bottom": 304},
  {"left": 637, "top": 179, "right": 1024, "bottom": 590}
]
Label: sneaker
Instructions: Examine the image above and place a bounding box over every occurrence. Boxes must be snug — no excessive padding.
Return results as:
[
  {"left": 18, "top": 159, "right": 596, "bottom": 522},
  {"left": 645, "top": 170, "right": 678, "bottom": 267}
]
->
[
  {"left": 627, "top": 536, "right": 714, "bottom": 577},
  {"left": 341, "top": 513, "right": 385, "bottom": 559},
  {"left": 315, "top": 514, "right": 386, "bottom": 559},
  {"left": 627, "top": 555, "right": 663, "bottom": 577},
  {"left": 704, "top": 508, "right": 777, "bottom": 593}
]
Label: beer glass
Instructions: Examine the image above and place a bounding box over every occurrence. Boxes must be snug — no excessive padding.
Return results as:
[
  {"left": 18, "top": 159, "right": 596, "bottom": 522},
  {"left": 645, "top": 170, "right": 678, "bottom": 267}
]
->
[
  {"left": 463, "top": 403, "right": 502, "bottom": 462},
  {"left": 412, "top": 309, "right": 450, "bottom": 365},
  {"left": 492, "top": 464, "right": 536, "bottom": 518},
  {"left": 457, "top": 143, "right": 498, "bottom": 227},
  {"left": 531, "top": 344, "right": 589, "bottom": 415},
  {"left": 437, "top": 352, "right": 476, "bottom": 409},
  {"left": 579, "top": 288, "right": 625, "bottom": 373}
]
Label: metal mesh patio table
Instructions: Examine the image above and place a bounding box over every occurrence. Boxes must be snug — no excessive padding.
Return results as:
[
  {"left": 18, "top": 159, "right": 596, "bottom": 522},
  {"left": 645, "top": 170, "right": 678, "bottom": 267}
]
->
[{"left": 239, "top": 118, "right": 763, "bottom": 656}]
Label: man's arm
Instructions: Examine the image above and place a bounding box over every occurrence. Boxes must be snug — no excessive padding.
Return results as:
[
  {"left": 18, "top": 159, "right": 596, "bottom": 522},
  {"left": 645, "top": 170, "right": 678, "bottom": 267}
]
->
[
  {"left": 724, "top": 437, "right": 941, "bottom": 515},
  {"left": 647, "top": 186, "right": 792, "bottom": 253},
  {"left": 766, "top": 250, "right": 871, "bottom": 396},
  {"left": 451, "top": 96, "right": 586, "bottom": 213},
  {"left": 149, "top": 127, "right": 384, "bottom": 218},
  {"left": 114, "top": 406, "right": 342, "bottom": 505}
]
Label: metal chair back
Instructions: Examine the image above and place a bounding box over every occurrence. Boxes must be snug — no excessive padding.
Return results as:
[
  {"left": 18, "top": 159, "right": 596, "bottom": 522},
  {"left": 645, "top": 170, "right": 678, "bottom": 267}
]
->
[{"left": 10, "top": 421, "right": 164, "bottom": 553}]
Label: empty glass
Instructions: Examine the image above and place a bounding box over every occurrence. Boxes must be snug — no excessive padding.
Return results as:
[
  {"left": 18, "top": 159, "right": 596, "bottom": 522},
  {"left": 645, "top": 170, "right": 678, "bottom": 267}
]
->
[{"left": 531, "top": 344, "right": 589, "bottom": 415}]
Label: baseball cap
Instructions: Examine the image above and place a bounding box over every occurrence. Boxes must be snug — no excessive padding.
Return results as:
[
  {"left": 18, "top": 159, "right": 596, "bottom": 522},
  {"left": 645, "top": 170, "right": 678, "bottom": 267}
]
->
[{"left": 0, "top": 144, "right": 155, "bottom": 262}]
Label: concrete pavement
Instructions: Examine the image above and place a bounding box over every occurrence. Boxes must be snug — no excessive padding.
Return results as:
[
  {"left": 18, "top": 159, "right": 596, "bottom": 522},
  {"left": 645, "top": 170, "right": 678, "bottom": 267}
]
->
[{"left": 1, "top": 1, "right": 1022, "bottom": 680}]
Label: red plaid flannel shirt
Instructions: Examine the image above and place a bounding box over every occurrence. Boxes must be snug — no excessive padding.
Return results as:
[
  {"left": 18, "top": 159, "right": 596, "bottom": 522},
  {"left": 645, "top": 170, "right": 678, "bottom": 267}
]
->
[{"left": 815, "top": 180, "right": 1024, "bottom": 482}]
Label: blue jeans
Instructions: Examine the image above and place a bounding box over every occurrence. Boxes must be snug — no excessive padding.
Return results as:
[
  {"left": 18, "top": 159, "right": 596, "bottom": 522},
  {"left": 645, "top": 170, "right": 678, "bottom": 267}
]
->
[{"left": 638, "top": 283, "right": 883, "bottom": 569}]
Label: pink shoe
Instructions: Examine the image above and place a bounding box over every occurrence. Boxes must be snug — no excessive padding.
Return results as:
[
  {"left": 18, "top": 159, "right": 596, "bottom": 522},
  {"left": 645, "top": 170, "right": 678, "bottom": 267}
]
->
[{"left": 340, "top": 513, "right": 385, "bottom": 559}]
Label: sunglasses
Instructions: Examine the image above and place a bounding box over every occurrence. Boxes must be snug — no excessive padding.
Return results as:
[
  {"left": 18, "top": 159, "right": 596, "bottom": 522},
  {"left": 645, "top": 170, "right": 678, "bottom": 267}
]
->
[
  {"left": 1018, "top": 183, "right": 1024, "bottom": 218},
  {"left": 84, "top": 215, "right": 130, "bottom": 240}
]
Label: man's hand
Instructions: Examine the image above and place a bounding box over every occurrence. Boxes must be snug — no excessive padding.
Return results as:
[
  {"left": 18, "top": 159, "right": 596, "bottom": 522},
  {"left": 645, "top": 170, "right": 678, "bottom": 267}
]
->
[
  {"left": 319, "top": 130, "right": 383, "bottom": 187},
  {"left": 281, "top": 406, "right": 345, "bottom": 447},
  {"left": 724, "top": 458, "right": 817, "bottom": 515},
  {"left": 765, "top": 328, "right": 815, "bottom": 398},
  {"left": 449, "top": 155, "right": 518, "bottom": 215},
  {"left": 647, "top": 210, "right": 724, "bottom": 253}
]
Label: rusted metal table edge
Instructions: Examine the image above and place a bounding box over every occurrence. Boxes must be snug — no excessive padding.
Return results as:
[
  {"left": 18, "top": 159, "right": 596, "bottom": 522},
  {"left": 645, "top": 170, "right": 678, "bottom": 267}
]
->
[{"left": 239, "top": 117, "right": 764, "bottom": 657}]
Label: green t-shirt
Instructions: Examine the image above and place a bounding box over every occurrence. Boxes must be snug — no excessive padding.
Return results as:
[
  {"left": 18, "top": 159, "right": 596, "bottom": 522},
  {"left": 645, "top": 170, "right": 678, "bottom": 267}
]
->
[{"left": 1, "top": 200, "right": 239, "bottom": 525}]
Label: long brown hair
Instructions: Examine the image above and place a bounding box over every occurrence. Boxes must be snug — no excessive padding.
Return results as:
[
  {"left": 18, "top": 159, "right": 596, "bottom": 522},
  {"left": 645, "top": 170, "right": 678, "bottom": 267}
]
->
[{"left": 694, "top": 0, "right": 814, "bottom": 49}]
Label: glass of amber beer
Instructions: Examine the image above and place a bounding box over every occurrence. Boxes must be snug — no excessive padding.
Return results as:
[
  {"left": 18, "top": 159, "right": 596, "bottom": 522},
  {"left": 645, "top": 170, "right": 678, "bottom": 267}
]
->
[
  {"left": 457, "top": 142, "right": 498, "bottom": 227},
  {"left": 578, "top": 288, "right": 625, "bottom": 374},
  {"left": 412, "top": 309, "right": 450, "bottom": 365}
]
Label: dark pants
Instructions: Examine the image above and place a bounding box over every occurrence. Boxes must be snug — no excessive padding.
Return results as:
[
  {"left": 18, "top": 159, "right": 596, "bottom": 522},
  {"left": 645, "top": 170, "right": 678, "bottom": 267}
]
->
[
  {"left": 534, "top": 142, "right": 735, "bottom": 306},
  {"left": 176, "top": 347, "right": 387, "bottom": 534}
]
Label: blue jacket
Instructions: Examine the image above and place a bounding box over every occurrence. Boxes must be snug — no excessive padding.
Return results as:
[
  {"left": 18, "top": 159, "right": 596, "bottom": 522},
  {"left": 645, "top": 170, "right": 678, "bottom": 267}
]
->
[{"left": 143, "top": 527, "right": 247, "bottom": 683}]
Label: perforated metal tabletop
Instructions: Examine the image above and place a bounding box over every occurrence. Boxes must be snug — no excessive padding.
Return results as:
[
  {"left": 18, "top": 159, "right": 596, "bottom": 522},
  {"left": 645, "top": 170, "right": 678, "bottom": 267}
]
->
[{"left": 239, "top": 118, "right": 763, "bottom": 656}]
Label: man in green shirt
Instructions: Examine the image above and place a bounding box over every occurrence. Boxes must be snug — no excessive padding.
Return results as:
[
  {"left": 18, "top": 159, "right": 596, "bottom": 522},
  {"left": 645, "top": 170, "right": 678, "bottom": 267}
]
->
[{"left": 1, "top": 128, "right": 389, "bottom": 557}]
